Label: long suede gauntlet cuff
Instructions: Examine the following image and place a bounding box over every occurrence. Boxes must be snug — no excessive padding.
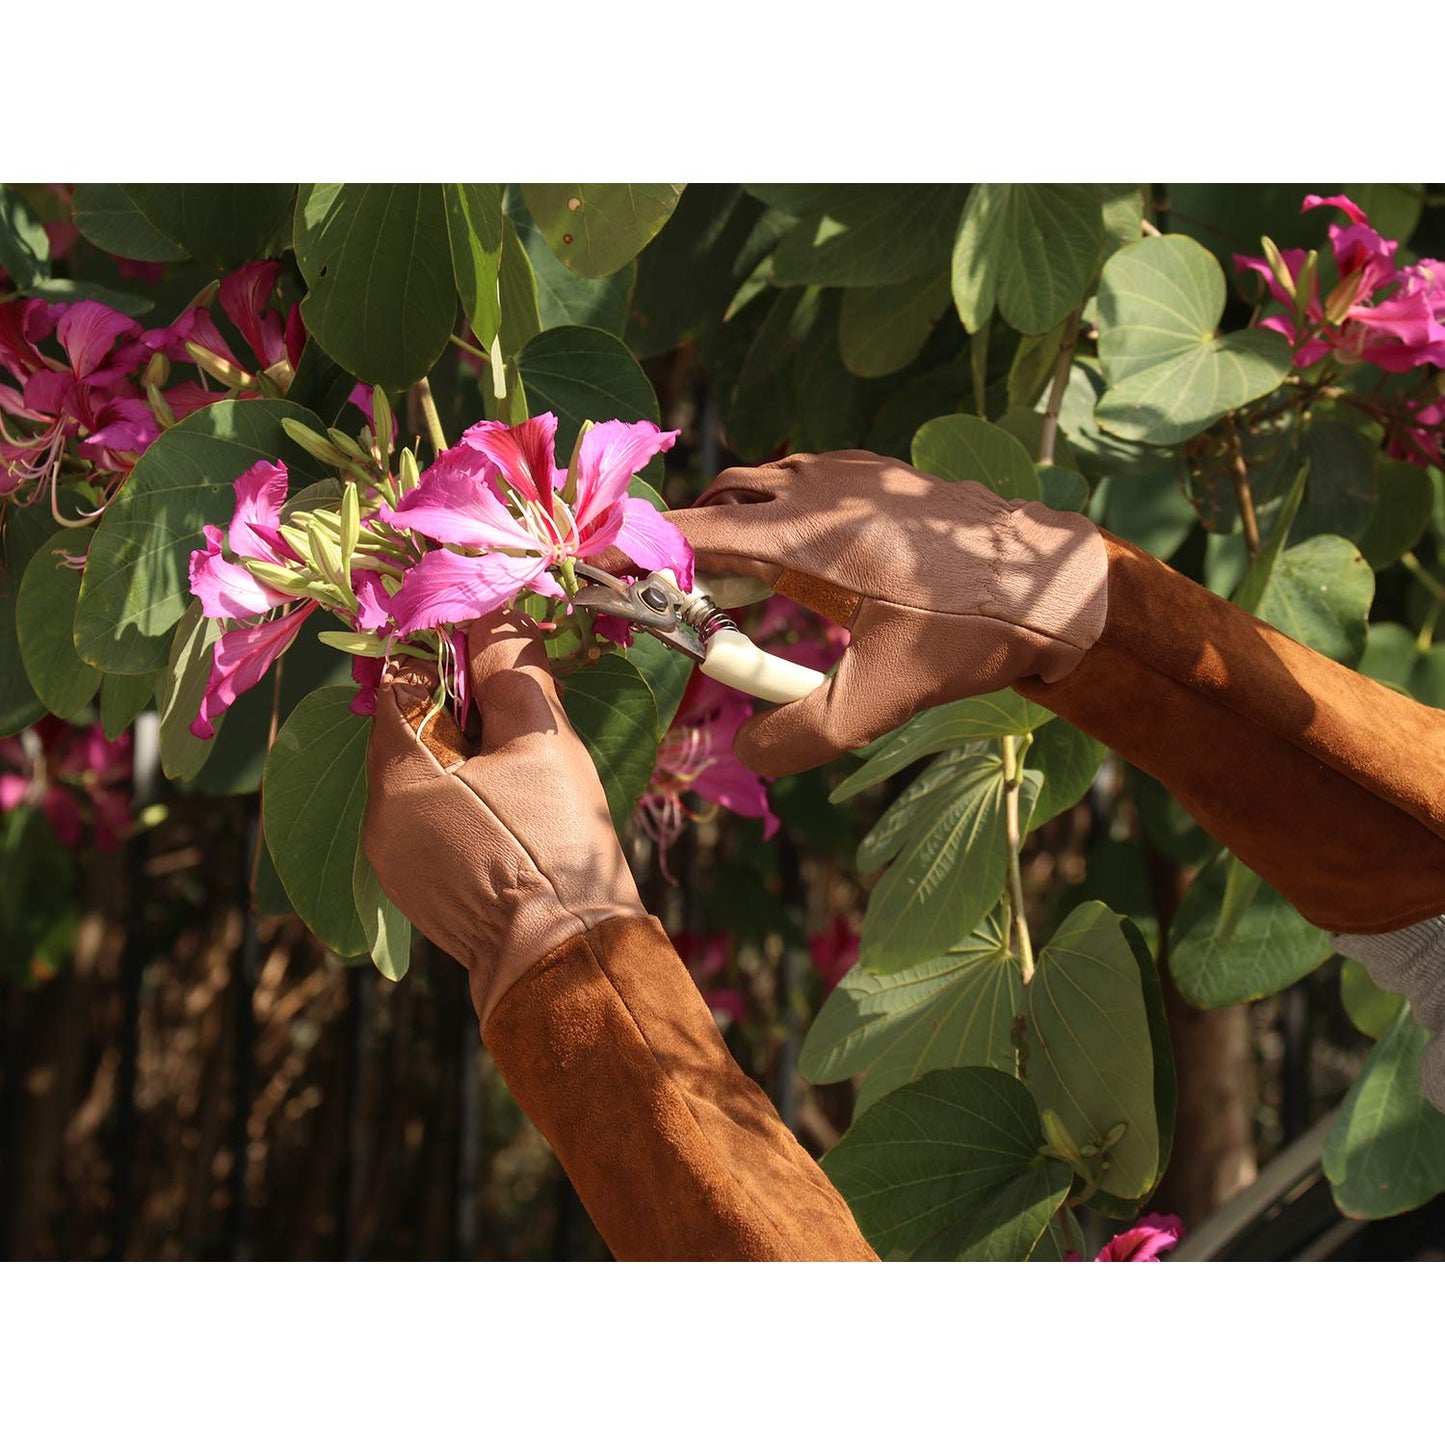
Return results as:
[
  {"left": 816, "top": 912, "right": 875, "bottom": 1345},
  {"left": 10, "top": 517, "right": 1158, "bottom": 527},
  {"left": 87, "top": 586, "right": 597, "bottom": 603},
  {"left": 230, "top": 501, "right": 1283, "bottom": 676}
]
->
[
  {"left": 481, "top": 915, "right": 878, "bottom": 1262},
  {"left": 1017, "top": 533, "right": 1445, "bottom": 934}
]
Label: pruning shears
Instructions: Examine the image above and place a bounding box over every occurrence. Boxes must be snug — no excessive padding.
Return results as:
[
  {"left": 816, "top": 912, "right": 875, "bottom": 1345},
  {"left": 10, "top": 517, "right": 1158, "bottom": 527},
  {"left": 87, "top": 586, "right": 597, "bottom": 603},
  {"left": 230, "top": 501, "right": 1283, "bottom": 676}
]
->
[{"left": 571, "top": 563, "right": 825, "bottom": 704}]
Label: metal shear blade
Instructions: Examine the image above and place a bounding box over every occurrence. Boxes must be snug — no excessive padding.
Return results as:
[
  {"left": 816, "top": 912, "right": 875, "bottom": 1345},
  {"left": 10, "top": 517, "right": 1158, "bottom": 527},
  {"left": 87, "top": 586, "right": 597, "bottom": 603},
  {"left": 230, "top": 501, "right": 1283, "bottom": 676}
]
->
[{"left": 572, "top": 562, "right": 707, "bottom": 663}]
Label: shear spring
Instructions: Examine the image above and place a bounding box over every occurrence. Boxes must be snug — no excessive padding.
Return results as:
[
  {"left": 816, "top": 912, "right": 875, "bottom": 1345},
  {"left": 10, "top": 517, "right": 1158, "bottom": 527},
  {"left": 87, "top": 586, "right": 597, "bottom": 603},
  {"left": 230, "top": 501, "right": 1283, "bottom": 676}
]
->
[{"left": 677, "top": 593, "right": 739, "bottom": 644}]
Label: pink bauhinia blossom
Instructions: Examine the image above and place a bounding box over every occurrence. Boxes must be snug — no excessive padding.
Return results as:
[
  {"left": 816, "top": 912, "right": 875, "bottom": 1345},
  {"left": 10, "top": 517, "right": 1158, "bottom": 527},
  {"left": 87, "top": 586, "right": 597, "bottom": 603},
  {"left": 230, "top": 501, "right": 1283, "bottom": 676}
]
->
[
  {"left": 188, "top": 460, "right": 303, "bottom": 621},
  {"left": 635, "top": 673, "right": 778, "bottom": 879},
  {"left": 671, "top": 930, "right": 749, "bottom": 1027},
  {"left": 0, "top": 717, "right": 132, "bottom": 851},
  {"left": 809, "top": 915, "right": 860, "bottom": 996},
  {"left": 191, "top": 602, "right": 316, "bottom": 741},
  {"left": 1067, "top": 1213, "right": 1184, "bottom": 1262},
  {"left": 382, "top": 413, "right": 692, "bottom": 634}
]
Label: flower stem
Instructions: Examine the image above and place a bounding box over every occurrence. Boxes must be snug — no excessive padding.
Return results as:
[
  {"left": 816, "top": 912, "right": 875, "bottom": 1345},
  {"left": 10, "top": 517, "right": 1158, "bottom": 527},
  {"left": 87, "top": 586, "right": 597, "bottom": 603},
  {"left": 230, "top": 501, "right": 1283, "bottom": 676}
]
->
[
  {"left": 1001, "top": 734, "right": 1035, "bottom": 984},
  {"left": 1038, "top": 307, "right": 1082, "bottom": 467},
  {"left": 449, "top": 332, "right": 490, "bottom": 362},
  {"left": 1224, "top": 415, "right": 1262, "bottom": 557},
  {"left": 1402, "top": 550, "right": 1445, "bottom": 603},
  {"left": 413, "top": 376, "right": 448, "bottom": 457}
]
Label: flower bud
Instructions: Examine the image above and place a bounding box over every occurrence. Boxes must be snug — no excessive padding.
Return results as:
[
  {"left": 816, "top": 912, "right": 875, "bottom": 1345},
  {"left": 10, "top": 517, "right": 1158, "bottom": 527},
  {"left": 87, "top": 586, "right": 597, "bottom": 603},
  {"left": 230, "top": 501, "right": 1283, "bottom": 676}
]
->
[
  {"left": 143, "top": 351, "right": 171, "bottom": 389},
  {"left": 318, "top": 630, "right": 389, "bottom": 657},
  {"left": 281, "top": 418, "right": 353, "bottom": 469},
  {"left": 1324, "top": 270, "right": 1365, "bottom": 326},
  {"left": 340, "top": 481, "right": 360, "bottom": 576},
  {"left": 397, "top": 447, "right": 420, "bottom": 496},
  {"left": 1039, "top": 1108, "right": 1082, "bottom": 1165},
  {"left": 370, "top": 386, "right": 393, "bottom": 467},
  {"left": 1260, "top": 235, "right": 1296, "bottom": 302},
  {"left": 1294, "top": 249, "right": 1319, "bottom": 321},
  {"left": 278, "top": 523, "right": 314, "bottom": 565},
  {"left": 327, "top": 428, "right": 370, "bottom": 463},
  {"left": 185, "top": 342, "right": 255, "bottom": 392},
  {"left": 244, "top": 559, "right": 322, "bottom": 600},
  {"left": 562, "top": 419, "right": 593, "bottom": 507},
  {"left": 146, "top": 384, "right": 177, "bottom": 430}
]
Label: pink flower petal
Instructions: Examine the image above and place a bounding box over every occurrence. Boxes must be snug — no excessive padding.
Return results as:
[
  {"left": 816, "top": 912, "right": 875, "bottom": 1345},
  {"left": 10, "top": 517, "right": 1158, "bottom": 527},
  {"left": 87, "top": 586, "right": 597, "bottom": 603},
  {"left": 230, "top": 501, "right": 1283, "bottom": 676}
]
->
[
  {"left": 1095, "top": 1212, "right": 1184, "bottom": 1262},
  {"left": 189, "top": 524, "right": 292, "bottom": 620},
  {"left": 351, "top": 571, "right": 394, "bottom": 633},
  {"left": 56, "top": 300, "right": 139, "bottom": 382},
  {"left": 573, "top": 420, "right": 680, "bottom": 537},
  {"left": 191, "top": 603, "right": 315, "bottom": 739},
  {"left": 381, "top": 453, "right": 534, "bottom": 551},
  {"left": 228, "top": 460, "right": 290, "bottom": 563},
  {"left": 463, "top": 413, "right": 560, "bottom": 514},
  {"left": 350, "top": 655, "right": 384, "bottom": 716},
  {"left": 219, "top": 262, "right": 286, "bottom": 370},
  {"left": 1302, "top": 192, "right": 1368, "bottom": 227},
  {"left": 41, "top": 786, "right": 86, "bottom": 848},
  {"left": 0, "top": 774, "right": 29, "bottom": 811},
  {"left": 607, "top": 496, "right": 695, "bottom": 590},
  {"left": 386, "top": 548, "right": 549, "bottom": 634}
]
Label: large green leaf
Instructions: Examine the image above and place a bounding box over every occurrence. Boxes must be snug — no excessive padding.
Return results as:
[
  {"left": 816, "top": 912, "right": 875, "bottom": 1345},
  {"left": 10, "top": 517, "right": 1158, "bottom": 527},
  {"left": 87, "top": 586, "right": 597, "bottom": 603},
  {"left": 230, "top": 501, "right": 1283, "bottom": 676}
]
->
[
  {"left": 0, "top": 185, "right": 51, "bottom": 287},
  {"left": 951, "top": 184, "right": 1104, "bottom": 335},
  {"left": 125, "top": 184, "right": 294, "bottom": 270},
  {"left": 262, "top": 686, "right": 370, "bottom": 957},
  {"left": 74, "top": 399, "right": 329, "bottom": 675},
  {"left": 155, "top": 602, "right": 221, "bottom": 782},
  {"left": 521, "top": 184, "right": 684, "bottom": 279},
  {"left": 17, "top": 533, "right": 100, "bottom": 718},
  {"left": 1092, "top": 465, "right": 1197, "bottom": 562},
  {"left": 1356, "top": 459, "right": 1432, "bottom": 569},
  {"left": 516, "top": 326, "right": 660, "bottom": 460},
  {"left": 295, "top": 184, "right": 456, "bottom": 389},
  {"left": 495, "top": 216, "right": 543, "bottom": 363},
  {"left": 1359, "top": 622, "right": 1445, "bottom": 708},
  {"left": 508, "top": 194, "right": 635, "bottom": 336},
  {"left": 1301, "top": 420, "right": 1376, "bottom": 543},
  {"left": 800, "top": 914, "right": 1022, "bottom": 1114},
  {"left": 1024, "top": 900, "right": 1160, "bottom": 1201},
  {"left": 1095, "top": 235, "right": 1292, "bottom": 445},
  {"left": 821, "top": 1066, "right": 1073, "bottom": 1261},
  {"left": 71, "top": 184, "right": 186, "bottom": 263},
  {"left": 1053, "top": 359, "right": 1172, "bottom": 479},
  {"left": 838, "top": 274, "right": 952, "bottom": 379},
  {"left": 0, "top": 504, "right": 59, "bottom": 736},
  {"left": 1254, "top": 535, "right": 1374, "bottom": 667},
  {"left": 1323, "top": 1006, "right": 1445, "bottom": 1219},
  {"left": 911, "top": 414, "right": 1040, "bottom": 501},
  {"left": 832, "top": 692, "right": 1053, "bottom": 803},
  {"left": 1026, "top": 720, "right": 1106, "bottom": 827},
  {"left": 561, "top": 654, "right": 659, "bottom": 828},
  {"left": 1340, "top": 959, "right": 1404, "bottom": 1042},
  {"left": 444, "top": 183, "right": 504, "bottom": 349},
  {"left": 99, "top": 669, "right": 159, "bottom": 741},
  {"left": 858, "top": 749, "right": 1040, "bottom": 975},
  {"left": 770, "top": 185, "right": 967, "bottom": 288},
  {"left": 352, "top": 842, "right": 412, "bottom": 982},
  {"left": 1168, "top": 853, "right": 1332, "bottom": 1008}
]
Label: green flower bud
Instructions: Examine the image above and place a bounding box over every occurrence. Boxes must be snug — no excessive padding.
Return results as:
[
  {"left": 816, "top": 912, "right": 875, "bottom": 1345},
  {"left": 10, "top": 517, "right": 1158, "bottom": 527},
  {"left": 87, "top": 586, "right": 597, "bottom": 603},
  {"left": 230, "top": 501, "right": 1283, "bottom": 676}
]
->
[
  {"left": 281, "top": 418, "right": 354, "bottom": 469},
  {"left": 318, "top": 630, "right": 389, "bottom": 657},
  {"left": 185, "top": 342, "right": 255, "bottom": 392},
  {"left": 370, "top": 387, "right": 393, "bottom": 468},
  {"left": 1260, "top": 235, "right": 1296, "bottom": 303},
  {"left": 562, "top": 419, "right": 593, "bottom": 507},
  {"left": 244, "top": 559, "right": 323, "bottom": 600},
  {"left": 327, "top": 428, "right": 370, "bottom": 463},
  {"left": 340, "top": 481, "right": 360, "bottom": 579},
  {"left": 278, "top": 523, "right": 314, "bottom": 565},
  {"left": 398, "top": 447, "right": 420, "bottom": 496},
  {"left": 1039, "top": 1108, "right": 1082, "bottom": 1165},
  {"left": 143, "top": 351, "right": 171, "bottom": 389}
]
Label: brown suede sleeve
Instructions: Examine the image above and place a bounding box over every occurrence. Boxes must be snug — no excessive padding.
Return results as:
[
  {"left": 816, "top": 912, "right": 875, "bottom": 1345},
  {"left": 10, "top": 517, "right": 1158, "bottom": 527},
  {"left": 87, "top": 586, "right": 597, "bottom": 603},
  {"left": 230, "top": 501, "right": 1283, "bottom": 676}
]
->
[
  {"left": 481, "top": 914, "right": 878, "bottom": 1261},
  {"left": 1018, "top": 532, "right": 1445, "bottom": 934}
]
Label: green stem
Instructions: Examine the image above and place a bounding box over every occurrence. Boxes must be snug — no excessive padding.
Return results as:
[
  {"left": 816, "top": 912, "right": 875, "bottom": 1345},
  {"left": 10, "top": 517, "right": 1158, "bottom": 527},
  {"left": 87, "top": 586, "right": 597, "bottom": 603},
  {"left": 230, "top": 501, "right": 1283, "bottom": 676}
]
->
[
  {"left": 1419, "top": 600, "right": 1441, "bottom": 653},
  {"left": 1402, "top": 551, "right": 1445, "bottom": 603},
  {"left": 1037, "top": 307, "right": 1081, "bottom": 467},
  {"left": 450, "top": 332, "right": 491, "bottom": 362},
  {"left": 413, "top": 376, "right": 448, "bottom": 457},
  {"left": 1001, "top": 734, "right": 1035, "bottom": 985}
]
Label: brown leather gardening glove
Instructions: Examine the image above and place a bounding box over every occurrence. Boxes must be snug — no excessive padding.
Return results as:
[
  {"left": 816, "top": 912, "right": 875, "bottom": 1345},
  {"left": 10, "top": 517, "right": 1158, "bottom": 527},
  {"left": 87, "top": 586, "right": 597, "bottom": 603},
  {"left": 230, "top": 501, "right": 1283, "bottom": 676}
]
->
[
  {"left": 363, "top": 612, "right": 645, "bottom": 1029},
  {"left": 668, "top": 450, "right": 1109, "bottom": 774}
]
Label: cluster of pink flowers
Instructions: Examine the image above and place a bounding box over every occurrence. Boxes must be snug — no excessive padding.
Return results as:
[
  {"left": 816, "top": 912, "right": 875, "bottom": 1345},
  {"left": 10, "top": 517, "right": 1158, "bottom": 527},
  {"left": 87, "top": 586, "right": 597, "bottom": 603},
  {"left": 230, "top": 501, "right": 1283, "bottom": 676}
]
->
[
  {"left": 0, "top": 717, "right": 131, "bottom": 851},
  {"left": 186, "top": 411, "right": 694, "bottom": 741},
  {"left": 0, "top": 261, "right": 304, "bottom": 514},
  {"left": 1236, "top": 193, "right": 1445, "bottom": 465}
]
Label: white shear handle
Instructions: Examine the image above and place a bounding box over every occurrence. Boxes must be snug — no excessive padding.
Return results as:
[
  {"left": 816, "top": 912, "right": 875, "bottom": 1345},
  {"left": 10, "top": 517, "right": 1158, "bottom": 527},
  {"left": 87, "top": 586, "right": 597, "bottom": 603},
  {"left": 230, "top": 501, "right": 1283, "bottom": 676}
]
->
[{"left": 699, "top": 629, "right": 826, "bottom": 704}]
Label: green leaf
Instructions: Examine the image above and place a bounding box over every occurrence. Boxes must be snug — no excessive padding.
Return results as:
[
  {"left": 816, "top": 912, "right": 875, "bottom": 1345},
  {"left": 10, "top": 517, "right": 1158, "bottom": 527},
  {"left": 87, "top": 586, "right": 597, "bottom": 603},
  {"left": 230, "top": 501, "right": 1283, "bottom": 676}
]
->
[
  {"left": 996, "top": 410, "right": 1080, "bottom": 475},
  {"left": 911, "top": 413, "right": 1040, "bottom": 501},
  {"left": 1027, "top": 720, "right": 1106, "bottom": 826},
  {"left": 1302, "top": 420, "right": 1376, "bottom": 543},
  {"left": 156, "top": 602, "right": 221, "bottom": 782},
  {"left": 521, "top": 184, "right": 684, "bottom": 279},
  {"left": 0, "top": 185, "right": 51, "bottom": 287},
  {"left": 1101, "top": 185, "right": 1146, "bottom": 252},
  {"left": 75, "top": 399, "right": 330, "bottom": 675},
  {"left": 1007, "top": 322, "right": 1066, "bottom": 410},
  {"left": 17, "top": 534, "right": 100, "bottom": 718},
  {"left": 1230, "top": 460, "right": 1309, "bottom": 617},
  {"left": 124, "top": 184, "right": 294, "bottom": 271},
  {"left": 1359, "top": 622, "right": 1445, "bottom": 708},
  {"left": 1053, "top": 359, "right": 1173, "bottom": 479},
  {"left": 952, "top": 184, "right": 1104, "bottom": 336},
  {"left": 1095, "top": 235, "right": 1292, "bottom": 445},
  {"left": 800, "top": 913, "right": 1022, "bottom": 1114},
  {"left": 858, "top": 749, "right": 1039, "bottom": 975},
  {"left": 1092, "top": 465, "right": 1197, "bottom": 562},
  {"left": 1340, "top": 959, "right": 1404, "bottom": 1042},
  {"left": 516, "top": 325, "right": 660, "bottom": 461},
  {"left": 0, "top": 807, "right": 75, "bottom": 984},
  {"left": 832, "top": 692, "right": 1053, "bottom": 802},
  {"left": 771, "top": 185, "right": 967, "bottom": 288},
  {"left": 445, "top": 183, "right": 504, "bottom": 349},
  {"left": 295, "top": 184, "right": 456, "bottom": 389},
  {"left": 507, "top": 195, "right": 635, "bottom": 337},
  {"left": 1254, "top": 535, "right": 1374, "bottom": 667},
  {"left": 1168, "top": 852, "right": 1332, "bottom": 1007},
  {"left": 1324, "top": 1006, "right": 1445, "bottom": 1219},
  {"left": 99, "top": 669, "right": 159, "bottom": 741},
  {"left": 23, "top": 278, "right": 154, "bottom": 317},
  {"left": 1356, "top": 460, "right": 1432, "bottom": 570},
  {"left": 262, "top": 686, "right": 371, "bottom": 957},
  {"left": 821, "top": 1066, "right": 1073, "bottom": 1261},
  {"left": 0, "top": 504, "right": 58, "bottom": 737},
  {"left": 628, "top": 186, "right": 789, "bottom": 358},
  {"left": 746, "top": 185, "right": 858, "bottom": 216},
  {"left": 352, "top": 842, "right": 412, "bottom": 982},
  {"left": 1036, "top": 466, "right": 1090, "bottom": 513},
  {"left": 1024, "top": 900, "right": 1160, "bottom": 1200},
  {"left": 838, "top": 274, "right": 952, "bottom": 379},
  {"left": 561, "top": 654, "right": 659, "bottom": 828},
  {"left": 71, "top": 183, "right": 185, "bottom": 263}
]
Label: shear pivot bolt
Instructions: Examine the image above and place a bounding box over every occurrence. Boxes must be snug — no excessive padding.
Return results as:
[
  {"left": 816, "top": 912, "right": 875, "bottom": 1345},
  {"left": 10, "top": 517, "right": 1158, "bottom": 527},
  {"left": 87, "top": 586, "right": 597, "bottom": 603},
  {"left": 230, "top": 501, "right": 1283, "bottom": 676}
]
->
[{"left": 639, "top": 585, "right": 670, "bottom": 612}]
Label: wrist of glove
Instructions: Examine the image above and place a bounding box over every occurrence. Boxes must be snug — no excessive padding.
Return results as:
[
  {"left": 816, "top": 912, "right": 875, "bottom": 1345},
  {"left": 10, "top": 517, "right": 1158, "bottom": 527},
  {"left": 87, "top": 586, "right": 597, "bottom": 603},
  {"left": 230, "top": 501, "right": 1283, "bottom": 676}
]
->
[
  {"left": 666, "top": 450, "right": 1109, "bottom": 775},
  {"left": 363, "top": 615, "right": 644, "bottom": 1029}
]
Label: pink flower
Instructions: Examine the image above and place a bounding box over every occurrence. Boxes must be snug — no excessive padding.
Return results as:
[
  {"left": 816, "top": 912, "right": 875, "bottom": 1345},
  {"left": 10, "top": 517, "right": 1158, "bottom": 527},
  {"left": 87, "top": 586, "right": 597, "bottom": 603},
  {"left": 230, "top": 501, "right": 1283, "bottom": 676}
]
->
[
  {"left": 383, "top": 414, "right": 691, "bottom": 634},
  {"left": 635, "top": 673, "right": 778, "bottom": 879},
  {"left": 808, "top": 915, "right": 860, "bottom": 996},
  {"left": 1236, "top": 194, "right": 1445, "bottom": 373},
  {"left": 1067, "top": 1213, "right": 1184, "bottom": 1262},
  {"left": 191, "top": 602, "right": 316, "bottom": 740},
  {"left": 188, "top": 460, "right": 300, "bottom": 621},
  {"left": 0, "top": 718, "right": 132, "bottom": 851}
]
